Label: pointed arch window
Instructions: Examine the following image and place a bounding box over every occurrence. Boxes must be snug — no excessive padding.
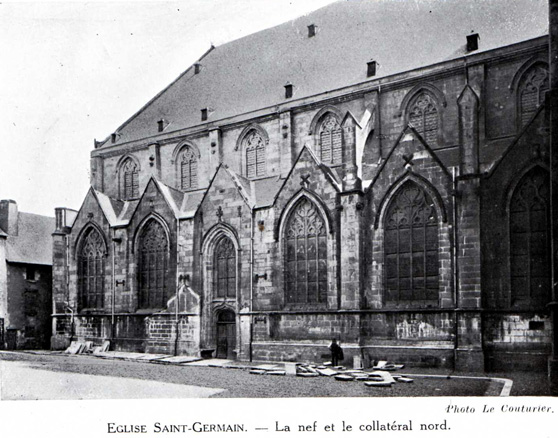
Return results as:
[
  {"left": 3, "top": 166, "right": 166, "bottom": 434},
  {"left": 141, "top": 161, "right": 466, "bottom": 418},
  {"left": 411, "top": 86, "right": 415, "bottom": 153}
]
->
[
  {"left": 78, "top": 227, "right": 106, "bottom": 310},
  {"left": 518, "top": 64, "right": 549, "bottom": 128},
  {"left": 510, "top": 167, "right": 550, "bottom": 308},
  {"left": 244, "top": 130, "right": 266, "bottom": 178},
  {"left": 179, "top": 147, "right": 198, "bottom": 190},
  {"left": 120, "top": 158, "right": 139, "bottom": 200},
  {"left": 408, "top": 93, "right": 439, "bottom": 147},
  {"left": 138, "top": 219, "right": 169, "bottom": 309},
  {"left": 284, "top": 198, "right": 328, "bottom": 304},
  {"left": 384, "top": 181, "right": 439, "bottom": 306},
  {"left": 318, "top": 114, "right": 343, "bottom": 165},
  {"left": 214, "top": 236, "right": 236, "bottom": 299}
]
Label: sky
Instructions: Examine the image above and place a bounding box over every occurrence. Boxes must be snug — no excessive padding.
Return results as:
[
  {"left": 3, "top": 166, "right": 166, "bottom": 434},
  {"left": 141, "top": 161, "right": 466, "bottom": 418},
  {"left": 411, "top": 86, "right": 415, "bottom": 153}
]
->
[{"left": 0, "top": 0, "right": 338, "bottom": 217}]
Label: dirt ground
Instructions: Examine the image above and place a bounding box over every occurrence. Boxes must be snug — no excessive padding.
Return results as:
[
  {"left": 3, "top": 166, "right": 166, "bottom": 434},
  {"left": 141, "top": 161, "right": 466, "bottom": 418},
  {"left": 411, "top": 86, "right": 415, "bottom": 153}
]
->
[{"left": 1, "top": 351, "right": 552, "bottom": 398}]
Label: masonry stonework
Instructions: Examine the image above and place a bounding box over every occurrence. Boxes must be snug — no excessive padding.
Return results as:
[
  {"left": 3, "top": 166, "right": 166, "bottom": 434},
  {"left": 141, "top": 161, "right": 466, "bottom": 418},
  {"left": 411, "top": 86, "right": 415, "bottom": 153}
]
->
[{"left": 52, "top": 1, "right": 553, "bottom": 371}]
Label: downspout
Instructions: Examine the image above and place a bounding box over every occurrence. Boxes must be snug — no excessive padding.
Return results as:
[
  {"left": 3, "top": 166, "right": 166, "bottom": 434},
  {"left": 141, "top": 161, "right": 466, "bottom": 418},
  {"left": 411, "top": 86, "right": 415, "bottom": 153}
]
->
[
  {"left": 378, "top": 84, "right": 383, "bottom": 159},
  {"left": 249, "top": 209, "right": 255, "bottom": 362},
  {"left": 111, "top": 230, "right": 116, "bottom": 344},
  {"left": 174, "top": 219, "right": 181, "bottom": 356},
  {"left": 65, "top": 236, "right": 70, "bottom": 298},
  {"left": 452, "top": 167, "right": 460, "bottom": 367},
  {"left": 65, "top": 235, "right": 74, "bottom": 342}
]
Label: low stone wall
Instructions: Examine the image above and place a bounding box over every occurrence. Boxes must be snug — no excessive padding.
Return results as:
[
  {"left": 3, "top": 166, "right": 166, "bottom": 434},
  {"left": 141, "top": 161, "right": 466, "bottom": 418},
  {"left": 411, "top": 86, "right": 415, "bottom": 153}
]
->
[
  {"left": 50, "top": 313, "right": 200, "bottom": 356},
  {"left": 483, "top": 312, "right": 552, "bottom": 371}
]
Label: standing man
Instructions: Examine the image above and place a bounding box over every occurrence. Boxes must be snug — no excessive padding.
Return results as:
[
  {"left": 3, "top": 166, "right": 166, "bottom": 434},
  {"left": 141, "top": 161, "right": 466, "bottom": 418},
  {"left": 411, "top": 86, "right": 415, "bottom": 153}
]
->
[{"left": 329, "top": 339, "right": 344, "bottom": 366}]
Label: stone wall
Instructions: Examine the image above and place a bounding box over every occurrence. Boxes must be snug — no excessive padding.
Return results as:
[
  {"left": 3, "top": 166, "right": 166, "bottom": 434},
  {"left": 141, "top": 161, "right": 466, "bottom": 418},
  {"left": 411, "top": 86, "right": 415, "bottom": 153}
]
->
[
  {"left": 50, "top": 38, "right": 553, "bottom": 371},
  {"left": 5, "top": 263, "right": 52, "bottom": 349}
]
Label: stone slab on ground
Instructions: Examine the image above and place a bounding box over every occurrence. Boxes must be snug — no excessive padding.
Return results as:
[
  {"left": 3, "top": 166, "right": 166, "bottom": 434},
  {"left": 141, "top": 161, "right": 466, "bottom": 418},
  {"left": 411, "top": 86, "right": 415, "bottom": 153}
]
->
[
  {"left": 133, "top": 354, "right": 172, "bottom": 361},
  {"left": 353, "top": 355, "right": 363, "bottom": 369},
  {"left": 365, "top": 381, "right": 392, "bottom": 387},
  {"left": 350, "top": 372, "right": 370, "bottom": 379},
  {"left": 250, "top": 364, "right": 283, "bottom": 371},
  {"left": 396, "top": 377, "right": 414, "bottom": 383},
  {"left": 297, "top": 372, "right": 319, "bottom": 377},
  {"left": 65, "top": 341, "right": 82, "bottom": 355},
  {"left": 93, "top": 351, "right": 146, "bottom": 360},
  {"left": 335, "top": 374, "right": 355, "bottom": 381},
  {"left": 223, "top": 363, "right": 247, "bottom": 369},
  {"left": 317, "top": 368, "right": 338, "bottom": 377},
  {"left": 369, "top": 371, "right": 396, "bottom": 384},
  {"left": 184, "top": 359, "right": 233, "bottom": 368},
  {"left": 153, "top": 355, "right": 198, "bottom": 364},
  {"left": 285, "top": 363, "right": 297, "bottom": 375},
  {"left": 373, "top": 361, "right": 405, "bottom": 371},
  {"left": 22, "top": 350, "right": 64, "bottom": 355}
]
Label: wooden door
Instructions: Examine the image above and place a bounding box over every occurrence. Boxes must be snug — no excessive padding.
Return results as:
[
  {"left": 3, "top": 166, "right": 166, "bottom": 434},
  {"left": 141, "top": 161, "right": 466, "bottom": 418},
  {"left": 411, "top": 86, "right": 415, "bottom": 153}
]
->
[{"left": 216, "top": 310, "right": 236, "bottom": 359}]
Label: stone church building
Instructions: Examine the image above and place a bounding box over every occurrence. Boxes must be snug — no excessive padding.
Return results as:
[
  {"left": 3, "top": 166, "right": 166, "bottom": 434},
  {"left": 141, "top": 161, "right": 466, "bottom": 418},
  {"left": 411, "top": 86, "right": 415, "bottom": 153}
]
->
[{"left": 51, "top": 0, "right": 554, "bottom": 371}]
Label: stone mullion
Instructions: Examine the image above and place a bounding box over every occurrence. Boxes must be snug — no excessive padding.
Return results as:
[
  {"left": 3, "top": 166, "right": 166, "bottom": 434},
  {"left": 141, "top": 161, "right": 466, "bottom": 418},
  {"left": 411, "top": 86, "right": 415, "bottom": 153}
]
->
[
  {"left": 423, "top": 212, "right": 427, "bottom": 302},
  {"left": 395, "top": 223, "right": 400, "bottom": 303},
  {"left": 315, "top": 233, "right": 319, "bottom": 304},
  {"left": 527, "top": 203, "right": 533, "bottom": 301},
  {"left": 304, "top": 217, "right": 309, "bottom": 303},
  {"left": 92, "top": 256, "right": 98, "bottom": 308}
]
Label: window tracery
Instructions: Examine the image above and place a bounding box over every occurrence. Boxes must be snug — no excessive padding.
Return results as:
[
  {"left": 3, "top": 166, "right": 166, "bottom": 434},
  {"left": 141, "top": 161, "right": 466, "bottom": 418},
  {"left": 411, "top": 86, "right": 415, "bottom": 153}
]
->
[
  {"left": 318, "top": 114, "right": 343, "bottom": 165},
  {"left": 121, "top": 158, "right": 139, "bottom": 200},
  {"left": 214, "top": 236, "right": 236, "bottom": 299},
  {"left": 408, "top": 93, "right": 439, "bottom": 147},
  {"left": 138, "top": 219, "right": 169, "bottom": 309},
  {"left": 519, "top": 64, "right": 549, "bottom": 127},
  {"left": 78, "top": 227, "right": 106, "bottom": 310},
  {"left": 284, "top": 198, "right": 328, "bottom": 304},
  {"left": 384, "top": 181, "right": 439, "bottom": 306},
  {"left": 244, "top": 131, "right": 266, "bottom": 178},
  {"left": 510, "top": 167, "right": 550, "bottom": 307},
  {"left": 179, "top": 147, "right": 198, "bottom": 190}
]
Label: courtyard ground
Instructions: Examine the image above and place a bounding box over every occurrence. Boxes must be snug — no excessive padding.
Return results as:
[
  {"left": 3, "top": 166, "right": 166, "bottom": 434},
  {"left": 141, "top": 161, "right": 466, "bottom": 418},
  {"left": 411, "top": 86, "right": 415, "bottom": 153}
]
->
[{"left": 0, "top": 351, "right": 552, "bottom": 399}]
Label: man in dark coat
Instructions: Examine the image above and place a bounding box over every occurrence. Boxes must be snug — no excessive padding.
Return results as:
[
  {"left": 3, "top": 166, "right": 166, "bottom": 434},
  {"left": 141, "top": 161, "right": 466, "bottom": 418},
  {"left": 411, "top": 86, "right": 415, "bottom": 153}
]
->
[{"left": 329, "top": 339, "right": 344, "bottom": 366}]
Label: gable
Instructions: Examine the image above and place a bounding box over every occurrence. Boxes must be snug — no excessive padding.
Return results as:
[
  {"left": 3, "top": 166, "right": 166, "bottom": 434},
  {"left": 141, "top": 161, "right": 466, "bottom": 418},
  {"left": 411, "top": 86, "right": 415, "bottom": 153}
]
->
[
  {"left": 371, "top": 127, "right": 451, "bottom": 188},
  {"left": 127, "top": 178, "right": 178, "bottom": 227},
  {"left": 273, "top": 146, "right": 340, "bottom": 234},
  {"left": 71, "top": 189, "right": 113, "bottom": 233},
  {"left": 274, "top": 146, "right": 340, "bottom": 206},
  {"left": 367, "top": 126, "right": 453, "bottom": 225},
  {"left": 198, "top": 166, "right": 253, "bottom": 232}
]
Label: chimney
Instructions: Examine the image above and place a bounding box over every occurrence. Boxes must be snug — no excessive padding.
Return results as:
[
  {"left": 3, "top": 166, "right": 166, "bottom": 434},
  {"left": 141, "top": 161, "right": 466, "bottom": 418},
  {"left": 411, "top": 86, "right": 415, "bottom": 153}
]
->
[
  {"left": 55, "top": 207, "right": 78, "bottom": 233},
  {"left": 367, "top": 60, "right": 377, "bottom": 77},
  {"left": 0, "top": 200, "right": 18, "bottom": 236},
  {"left": 194, "top": 63, "right": 201, "bottom": 74},
  {"left": 307, "top": 24, "right": 316, "bottom": 38},
  {"left": 466, "top": 33, "right": 480, "bottom": 52},
  {"left": 284, "top": 83, "right": 293, "bottom": 99}
]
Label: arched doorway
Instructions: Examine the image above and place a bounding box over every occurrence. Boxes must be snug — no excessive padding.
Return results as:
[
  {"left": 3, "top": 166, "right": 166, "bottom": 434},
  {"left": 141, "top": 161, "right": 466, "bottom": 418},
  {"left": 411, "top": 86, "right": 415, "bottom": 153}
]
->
[{"left": 215, "top": 308, "right": 236, "bottom": 359}]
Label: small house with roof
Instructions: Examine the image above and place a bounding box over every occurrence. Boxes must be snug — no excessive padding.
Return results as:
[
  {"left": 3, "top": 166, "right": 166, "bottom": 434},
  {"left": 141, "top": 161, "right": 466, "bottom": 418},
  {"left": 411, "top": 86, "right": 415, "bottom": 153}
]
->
[{"left": 0, "top": 200, "right": 55, "bottom": 349}]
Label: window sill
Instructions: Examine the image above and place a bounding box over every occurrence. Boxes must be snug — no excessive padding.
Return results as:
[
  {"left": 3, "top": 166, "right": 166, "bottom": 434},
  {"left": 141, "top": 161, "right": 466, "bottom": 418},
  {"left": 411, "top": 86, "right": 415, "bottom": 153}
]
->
[
  {"left": 78, "top": 308, "right": 109, "bottom": 315},
  {"left": 283, "top": 303, "right": 329, "bottom": 311}
]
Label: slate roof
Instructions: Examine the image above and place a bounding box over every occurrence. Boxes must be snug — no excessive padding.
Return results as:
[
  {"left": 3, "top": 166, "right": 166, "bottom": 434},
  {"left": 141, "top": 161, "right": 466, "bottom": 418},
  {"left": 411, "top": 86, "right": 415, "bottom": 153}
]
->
[
  {"left": 89, "top": 177, "right": 207, "bottom": 226},
  {"left": 5, "top": 212, "right": 55, "bottom": 266},
  {"left": 252, "top": 176, "right": 283, "bottom": 209},
  {"left": 102, "top": 0, "right": 548, "bottom": 147}
]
